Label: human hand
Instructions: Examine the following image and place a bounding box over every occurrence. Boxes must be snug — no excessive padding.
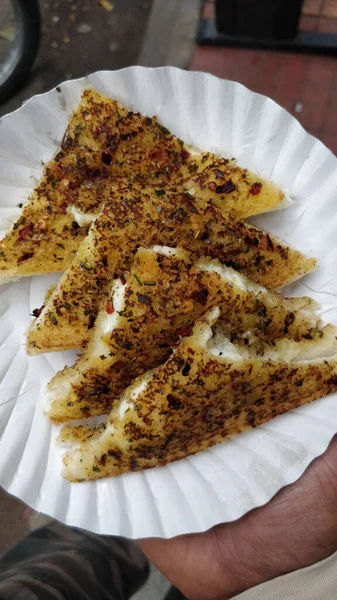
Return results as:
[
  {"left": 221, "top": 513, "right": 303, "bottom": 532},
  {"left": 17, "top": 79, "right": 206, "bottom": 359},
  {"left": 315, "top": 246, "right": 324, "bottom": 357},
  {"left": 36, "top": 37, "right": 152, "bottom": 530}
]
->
[{"left": 138, "top": 436, "right": 337, "bottom": 600}]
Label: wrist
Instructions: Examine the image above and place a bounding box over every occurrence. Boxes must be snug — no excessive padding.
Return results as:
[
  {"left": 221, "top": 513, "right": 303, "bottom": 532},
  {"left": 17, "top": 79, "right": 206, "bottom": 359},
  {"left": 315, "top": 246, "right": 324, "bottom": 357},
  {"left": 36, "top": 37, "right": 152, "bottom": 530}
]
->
[{"left": 210, "top": 445, "right": 337, "bottom": 599}]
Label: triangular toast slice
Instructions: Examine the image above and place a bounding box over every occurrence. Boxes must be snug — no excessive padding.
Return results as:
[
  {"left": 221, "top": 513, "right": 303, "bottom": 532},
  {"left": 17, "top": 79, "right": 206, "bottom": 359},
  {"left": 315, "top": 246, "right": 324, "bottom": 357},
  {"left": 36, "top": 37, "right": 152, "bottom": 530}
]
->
[
  {"left": 61, "top": 307, "right": 337, "bottom": 481},
  {"left": 0, "top": 89, "right": 285, "bottom": 283},
  {"left": 46, "top": 246, "right": 321, "bottom": 423},
  {"left": 26, "top": 183, "right": 316, "bottom": 354}
]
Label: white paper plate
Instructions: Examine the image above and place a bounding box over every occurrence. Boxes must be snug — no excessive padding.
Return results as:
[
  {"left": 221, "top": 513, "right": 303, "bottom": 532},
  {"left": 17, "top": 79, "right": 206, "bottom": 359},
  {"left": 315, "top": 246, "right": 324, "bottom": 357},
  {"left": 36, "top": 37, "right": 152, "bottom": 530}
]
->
[{"left": 1, "top": 67, "right": 337, "bottom": 539}]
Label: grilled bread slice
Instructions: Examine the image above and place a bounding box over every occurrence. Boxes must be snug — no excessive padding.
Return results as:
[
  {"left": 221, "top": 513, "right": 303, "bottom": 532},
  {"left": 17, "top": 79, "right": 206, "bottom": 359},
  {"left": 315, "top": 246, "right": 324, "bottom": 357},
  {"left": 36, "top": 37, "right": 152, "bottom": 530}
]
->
[
  {"left": 46, "top": 246, "right": 321, "bottom": 423},
  {"left": 0, "top": 89, "right": 285, "bottom": 283},
  {"left": 26, "top": 184, "right": 316, "bottom": 354},
  {"left": 61, "top": 307, "right": 337, "bottom": 481}
]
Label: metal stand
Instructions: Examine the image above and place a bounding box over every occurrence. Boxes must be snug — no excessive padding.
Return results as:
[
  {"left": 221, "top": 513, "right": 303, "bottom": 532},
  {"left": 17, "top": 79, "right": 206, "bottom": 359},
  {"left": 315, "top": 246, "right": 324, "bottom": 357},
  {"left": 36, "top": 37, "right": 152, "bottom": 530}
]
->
[{"left": 198, "top": 18, "right": 337, "bottom": 55}]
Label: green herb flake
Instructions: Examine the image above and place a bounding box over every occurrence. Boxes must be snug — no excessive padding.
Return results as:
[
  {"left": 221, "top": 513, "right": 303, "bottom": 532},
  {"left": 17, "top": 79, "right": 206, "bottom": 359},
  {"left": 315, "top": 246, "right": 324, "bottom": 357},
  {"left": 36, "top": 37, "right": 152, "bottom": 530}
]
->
[
  {"left": 64, "top": 302, "right": 71, "bottom": 310},
  {"left": 177, "top": 138, "right": 184, "bottom": 146},
  {"left": 17, "top": 203, "right": 23, "bottom": 208},
  {"left": 136, "top": 404, "right": 142, "bottom": 411},
  {"left": 144, "top": 281, "right": 156, "bottom": 286},
  {"left": 155, "top": 189, "right": 166, "bottom": 196},
  {"left": 133, "top": 273, "right": 143, "bottom": 286},
  {"left": 74, "top": 122, "right": 86, "bottom": 136},
  {"left": 80, "top": 261, "right": 92, "bottom": 271},
  {"left": 57, "top": 243, "right": 65, "bottom": 250},
  {"left": 156, "top": 123, "right": 170, "bottom": 135},
  {"left": 48, "top": 312, "right": 58, "bottom": 326},
  {"left": 172, "top": 207, "right": 187, "bottom": 220},
  {"left": 100, "top": 355, "right": 107, "bottom": 360},
  {"left": 92, "top": 466, "right": 101, "bottom": 473}
]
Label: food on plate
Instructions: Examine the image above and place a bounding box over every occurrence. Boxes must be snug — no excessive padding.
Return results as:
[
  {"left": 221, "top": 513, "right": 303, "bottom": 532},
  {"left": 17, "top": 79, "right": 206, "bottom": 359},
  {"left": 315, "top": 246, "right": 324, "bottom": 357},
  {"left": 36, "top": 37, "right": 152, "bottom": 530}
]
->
[
  {"left": 1, "top": 81, "right": 330, "bottom": 486},
  {"left": 61, "top": 307, "right": 337, "bottom": 481},
  {"left": 0, "top": 89, "right": 285, "bottom": 283},
  {"left": 46, "top": 246, "right": 322, "bottom": 423},
  {"left": 26, "top": 183, "right": 316, "bottom": 354}
]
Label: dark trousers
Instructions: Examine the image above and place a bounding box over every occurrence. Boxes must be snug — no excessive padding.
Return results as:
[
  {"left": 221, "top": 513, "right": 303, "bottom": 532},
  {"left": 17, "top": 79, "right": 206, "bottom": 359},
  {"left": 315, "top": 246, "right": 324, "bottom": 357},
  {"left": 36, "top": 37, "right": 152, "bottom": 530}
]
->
[{"left": 0, "top": 523, "right": 185, "bottom": 600}]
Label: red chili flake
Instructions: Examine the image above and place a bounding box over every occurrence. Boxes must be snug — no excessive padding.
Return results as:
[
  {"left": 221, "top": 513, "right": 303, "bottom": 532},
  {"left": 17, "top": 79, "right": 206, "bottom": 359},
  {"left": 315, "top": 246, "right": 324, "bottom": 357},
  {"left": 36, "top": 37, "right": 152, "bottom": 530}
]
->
[
  {"left": 79, "top": 165, "right": 102, "bottom": 180},
  {"left": 53, "top": 163, "right": 66, "bottom": 178},
  {"left": 71, "top": 384, "right": 84, "bottom": 392},
  {"left": 106, "top": 299, "right": 114, "bottom": 314},
  {"left": 250, "top": 182, "right": 262, "bottom": 195},
  {"left": 120, "top": 275, "right": 126, "bottom": 285},
  {"left": 68, "top": 178, "right": 81, "bottom": 190},
  {"left": 150, "top": 147, "right": 170, "bottom": 163},
  {"left": 191, "top": 288, "right": 209, "bottom": 305},
  {"left": 18, "top": 224, "right": 33, "bottom": 239},
  {"left": 59, "top": 202, "right": 68, "bottom": 214},
  {"left": 61, "top": 132, "right": 73, "bottom": 151},
  {"left": 31, "top": 304, "right": 45, "bottom": 318},
  {"left": 216, "top": 180, "right": 236, "bottom": 194},
  {"left": 176, "top": 325, "right": 192, "bottom": 337},
  {"left": 181, "top": 149, "right": 191, "bottom": 161},
  {"left": 101, "top": 150, "right": 113, "bottom": 165},
  {"left": 54, "top": 151, "right": 64, "bottom": 162},
  {"left": 208, "top": 181, "right": 217, "bottom": 192},
  {"left": 173, "top": 325, "right": 192, "bottom": 345},
  {"left": 17, "top": 252, "right": 33, "bottom": 264}
]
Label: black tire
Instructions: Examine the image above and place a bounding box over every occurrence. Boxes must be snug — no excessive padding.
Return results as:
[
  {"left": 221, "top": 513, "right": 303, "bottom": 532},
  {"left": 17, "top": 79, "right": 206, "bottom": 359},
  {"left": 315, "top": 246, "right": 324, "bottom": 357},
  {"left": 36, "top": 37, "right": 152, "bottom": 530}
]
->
[{"left": 0, "top": 0, "right": 41, "bottom": 104}]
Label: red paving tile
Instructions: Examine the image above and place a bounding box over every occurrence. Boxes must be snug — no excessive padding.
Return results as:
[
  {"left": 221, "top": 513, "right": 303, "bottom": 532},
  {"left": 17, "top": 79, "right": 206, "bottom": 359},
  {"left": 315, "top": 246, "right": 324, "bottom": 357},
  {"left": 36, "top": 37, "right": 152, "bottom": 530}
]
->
[
  {"left": 322, "top": 92, "right": 337, "bottom": 134},
  {"left": 303, "top": 0, "right": 324, "bottom": 15},
  {"left": 190, "top": 46, "right": 236, "bottom": 79},
  {"left": 300, "top": 15, "right": 319, "bottom": 30},
  {"left": 194, "top": 2, "right": 337, "bottom": 155},
  {"left": 299, "top": 56, "right": 335, "bottom": 129},
  {"left": 230, "top": 49, "right": 265, "bottom": 91},
  {"left": 322, "top": 0, "right": 337, "bottom": 18},
  {"left": 318, "top": 15, "right": 337, "bottom": 30},
  {"left": 276, "top": 53, "right": 308, "bottom": 103}
]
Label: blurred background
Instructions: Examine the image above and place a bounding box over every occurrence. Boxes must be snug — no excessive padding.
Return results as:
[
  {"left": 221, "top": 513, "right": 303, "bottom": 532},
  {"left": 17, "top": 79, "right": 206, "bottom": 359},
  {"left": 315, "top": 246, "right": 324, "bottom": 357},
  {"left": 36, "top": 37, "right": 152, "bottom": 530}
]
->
[
  {"left": 0, "top": 0, "right": 336, "bottom": 596},
  {"left": 0, "top": 0, "right": 337, "bottom": 153}
]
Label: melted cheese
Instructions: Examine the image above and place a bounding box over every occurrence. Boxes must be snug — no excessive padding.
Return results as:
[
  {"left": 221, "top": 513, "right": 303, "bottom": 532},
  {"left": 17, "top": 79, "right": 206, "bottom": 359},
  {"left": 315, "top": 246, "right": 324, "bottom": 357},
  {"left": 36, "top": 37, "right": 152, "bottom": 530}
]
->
[{"left": 67, "top": 205, "right": 99, "bottom": 227}]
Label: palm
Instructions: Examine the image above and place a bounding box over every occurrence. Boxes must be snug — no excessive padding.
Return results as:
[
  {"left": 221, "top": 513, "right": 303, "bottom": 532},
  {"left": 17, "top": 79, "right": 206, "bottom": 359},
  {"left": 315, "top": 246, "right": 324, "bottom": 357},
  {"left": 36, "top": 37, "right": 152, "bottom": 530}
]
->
[{"left": 139, "top": 437, "right": 337, "bottom": 600}]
